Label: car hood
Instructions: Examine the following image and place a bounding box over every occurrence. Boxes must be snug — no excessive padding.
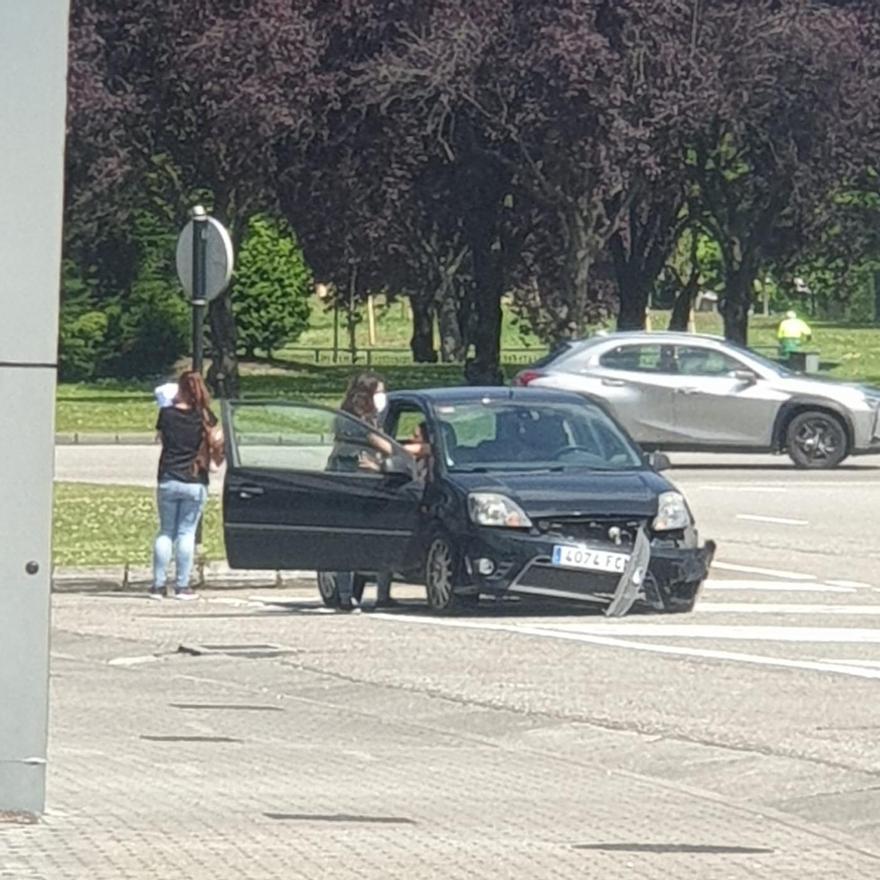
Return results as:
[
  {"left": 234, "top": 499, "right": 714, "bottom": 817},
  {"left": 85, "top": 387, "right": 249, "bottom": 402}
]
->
[
  {"left": 774, "top": 373, "right": 880, "bottom": 403},
  {"left": 447, "top": 468, "right": 671, "bottom": 519}
]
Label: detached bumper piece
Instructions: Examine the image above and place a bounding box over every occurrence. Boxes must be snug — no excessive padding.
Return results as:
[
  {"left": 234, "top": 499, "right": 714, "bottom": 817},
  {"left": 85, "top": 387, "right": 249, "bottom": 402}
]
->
[
  {"left": 640, "top": 540, "right": 717, "bottom": 614},
  {"left": 605, "top": 528, "right": 652, "bottom": 618}
]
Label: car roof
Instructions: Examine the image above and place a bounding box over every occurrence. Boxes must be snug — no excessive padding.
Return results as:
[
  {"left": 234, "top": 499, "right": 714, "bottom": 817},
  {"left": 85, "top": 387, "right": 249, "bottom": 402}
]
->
[
  {"left": 575, "top": 330, "right": 726, "bottom": 346},
  {"left": 389, "top": 386, "right": 593, "bottom": 408}
]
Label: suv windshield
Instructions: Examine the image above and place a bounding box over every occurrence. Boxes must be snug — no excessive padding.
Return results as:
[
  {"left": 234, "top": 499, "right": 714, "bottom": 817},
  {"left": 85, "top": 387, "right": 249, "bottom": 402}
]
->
[{"left": 436, "top": 401, "right": 643, "bottom": 472}]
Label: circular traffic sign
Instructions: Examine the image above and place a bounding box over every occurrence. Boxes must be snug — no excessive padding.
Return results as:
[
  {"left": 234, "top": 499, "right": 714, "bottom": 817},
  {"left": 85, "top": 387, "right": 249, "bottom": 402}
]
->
[{"left": 175, "top": 214, "right": 234, "bottom": 303}]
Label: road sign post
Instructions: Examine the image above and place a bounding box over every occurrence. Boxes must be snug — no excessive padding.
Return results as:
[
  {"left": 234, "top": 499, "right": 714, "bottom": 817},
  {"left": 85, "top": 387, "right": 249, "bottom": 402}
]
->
[
  {"left": 175, "top": 208, "right": 233, "bottom": 578},
  {"left": 175, "top": 205, "right": 233, "bottom": 374},
  {"left": 191, "top": 206, "right": 208, "bottom": 373}
]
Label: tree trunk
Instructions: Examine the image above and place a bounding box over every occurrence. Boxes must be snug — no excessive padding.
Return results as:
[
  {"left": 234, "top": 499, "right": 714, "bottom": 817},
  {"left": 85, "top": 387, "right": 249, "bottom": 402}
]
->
[
  {"left": 409, "top": 295, "right": 437, "bottom": 363},
  {"left": 460, "top": 165, "right": 506, "bottom": 385},
  {"left": 669, "top": 276, "right": 700, "bottom": 331},
  {"left": 616, "top": 283, "right": 649, "bottom": 330},
  {"left": 668, "top": 287, "right": 693, "bottom": 332},
  {"left": 465, "top": 217, "right": 504, "bottom": 385},
  {"left": 208, "top": 190, "right": 242, "bottom": 398},
  {"left": 721, "top": 268, "right": 754, "bottom": 345},
  {"left": 436, "top": 289, "right": 465, "bottom": 363},
  {"left": 207, "top": 289, "right": 240, "bottom": 399},
  {"left": 565, "top": 211, "right": 593, "bottom": 337}
]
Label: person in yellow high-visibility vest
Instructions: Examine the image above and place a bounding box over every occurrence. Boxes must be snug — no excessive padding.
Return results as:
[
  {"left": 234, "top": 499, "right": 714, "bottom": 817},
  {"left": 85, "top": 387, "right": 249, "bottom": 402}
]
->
[{"left": 777, "top": 310, "right": 812, "bottom": 358}]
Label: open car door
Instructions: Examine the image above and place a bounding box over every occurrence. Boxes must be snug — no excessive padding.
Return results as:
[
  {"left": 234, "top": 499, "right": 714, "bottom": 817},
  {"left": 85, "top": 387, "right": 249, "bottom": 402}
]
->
[{"left": 221, "top": 401, "right": 420, "bottom": 573}]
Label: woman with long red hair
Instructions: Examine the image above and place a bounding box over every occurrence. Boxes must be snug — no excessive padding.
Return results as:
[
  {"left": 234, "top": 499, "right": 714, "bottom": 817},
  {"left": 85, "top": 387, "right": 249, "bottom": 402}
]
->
[{"left": 150, "top": 370, "right": 223, "bottom": 599}]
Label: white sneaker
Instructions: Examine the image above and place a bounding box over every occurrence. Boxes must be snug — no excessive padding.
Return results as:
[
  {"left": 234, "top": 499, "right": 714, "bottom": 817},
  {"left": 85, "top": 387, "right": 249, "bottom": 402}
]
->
[
  {"left": 173, "top": 589, "right": 198, "bottom": 601},
  {"left": 148, "top": 587, "right": 165, "bottom": 601}
]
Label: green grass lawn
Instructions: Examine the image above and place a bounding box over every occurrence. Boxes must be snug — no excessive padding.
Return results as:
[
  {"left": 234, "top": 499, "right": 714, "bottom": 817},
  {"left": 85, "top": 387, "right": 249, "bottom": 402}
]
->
[
  {"left": 56, "top": 301, "right": 880, "bottom": 434},
  {"left": 53, "top": 482, "right": 224, "bottom": 568}
]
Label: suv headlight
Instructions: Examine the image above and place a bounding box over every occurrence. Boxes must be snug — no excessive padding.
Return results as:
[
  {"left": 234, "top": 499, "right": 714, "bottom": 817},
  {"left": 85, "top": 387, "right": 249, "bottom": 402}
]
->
[
  {"left": 653, "top": 491, "right": 691, "bottom": 531},
  {"left": 468, "top": 493, "right": 532, "bottom": 528}
]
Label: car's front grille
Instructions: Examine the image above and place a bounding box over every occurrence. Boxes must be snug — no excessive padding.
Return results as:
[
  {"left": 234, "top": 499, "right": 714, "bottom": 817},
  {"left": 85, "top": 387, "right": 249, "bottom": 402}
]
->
[
  {"left": 516, "top": 563, "right": 619, "bottom": 597},
  {"left": 534, "top": 517, "right": 646, "bottom": 548}
]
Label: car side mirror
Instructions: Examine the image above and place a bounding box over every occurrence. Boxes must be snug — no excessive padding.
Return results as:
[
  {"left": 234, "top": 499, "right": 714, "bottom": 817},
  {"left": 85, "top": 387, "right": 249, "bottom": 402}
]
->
[
  {"left": 382, "top": 453, "right": 415, "bottom": 482},
  {"left": 731, "top": 369, "right": 758, "bottom": 385},
  {"left": 646, "top": 451, "right": 671, "bottom": 472}
]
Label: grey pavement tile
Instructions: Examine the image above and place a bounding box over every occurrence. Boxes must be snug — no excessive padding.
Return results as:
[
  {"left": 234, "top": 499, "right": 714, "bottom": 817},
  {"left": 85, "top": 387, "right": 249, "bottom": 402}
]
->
[{"left": 6, "top": 592, "right": 880, "bottom": 878}]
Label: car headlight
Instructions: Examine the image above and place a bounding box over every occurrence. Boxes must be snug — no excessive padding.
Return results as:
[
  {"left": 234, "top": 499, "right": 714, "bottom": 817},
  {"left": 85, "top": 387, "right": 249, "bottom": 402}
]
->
[
  {"left": 468, "top": 493, "right": 532, "bottom": 528},
  {"left": 653, "top": 491, "right": 691, "bottom": 531}
]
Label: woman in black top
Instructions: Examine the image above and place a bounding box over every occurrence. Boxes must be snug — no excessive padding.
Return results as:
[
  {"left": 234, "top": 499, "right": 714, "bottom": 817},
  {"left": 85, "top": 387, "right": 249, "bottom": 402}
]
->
[
  {"left": 150, "top": 371, "right": 223, "bottom": 600},
  {"left": 329, "top": 372, "right": 429, "bottom": 611}
]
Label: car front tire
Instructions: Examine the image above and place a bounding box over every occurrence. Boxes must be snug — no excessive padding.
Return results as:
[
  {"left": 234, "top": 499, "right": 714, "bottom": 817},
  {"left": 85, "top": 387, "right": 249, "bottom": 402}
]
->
[
  {"left": 786, "top": 410, "right": 849, "bottom": 469},
  {"left": 425, "top": 532, "right": 462, "bottom": 612}
]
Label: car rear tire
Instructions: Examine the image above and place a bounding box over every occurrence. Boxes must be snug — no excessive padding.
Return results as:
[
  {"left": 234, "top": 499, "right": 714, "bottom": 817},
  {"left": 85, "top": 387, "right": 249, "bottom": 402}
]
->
[
  {"left": 425, "top": 533, "right": 462, "bottom": 612},
  {"left": 317, "top": 571, "right": 341, "bottom": 608},
  {"left": 786, "top": 411, "right": 848, "bottom": 469}
]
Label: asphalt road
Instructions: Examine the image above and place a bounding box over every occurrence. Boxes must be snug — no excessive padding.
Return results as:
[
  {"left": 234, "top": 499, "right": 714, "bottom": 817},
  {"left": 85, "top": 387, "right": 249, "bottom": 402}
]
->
[
  {"left": 35, "top": 445, "right": 880, "bottom": 875},
  {"left": 55, "top": 444, "right": 880, "bottom": 583}
]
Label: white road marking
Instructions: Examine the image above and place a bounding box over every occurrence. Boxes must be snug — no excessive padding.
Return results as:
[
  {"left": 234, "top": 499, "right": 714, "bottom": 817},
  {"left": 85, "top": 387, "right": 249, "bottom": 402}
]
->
[
  {"left": 696, "top": 603, "right": 880, "bottom": 615},
  {"left": 373, "top": 614, "right": 880, "bottom": 681},
  {"left": 826, "top": 659, "right": 880, "bottom": 669},
  {"left": 828, "top": 579, "right": 873, "bottom": 589},
  {"left": 736, "top": 514, "right": 809, "bottom": 526},
  {"left": 544, "top": 622, "right": 880, "bottom": 642},
  {"left": 704, "top": 580, "right": 855, "bottom": 594},
  {"left": 712, "top": 561, "right": 816, "bottom": 581},
  {"left": 696, "top": 485, "right": 779, "bottom": 493}
]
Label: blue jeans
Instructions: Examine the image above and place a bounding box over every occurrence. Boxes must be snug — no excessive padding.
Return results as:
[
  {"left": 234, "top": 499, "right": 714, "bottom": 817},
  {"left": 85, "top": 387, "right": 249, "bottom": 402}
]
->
[{"left": 153, "top": 479, "right": 208, "bottom": 590}]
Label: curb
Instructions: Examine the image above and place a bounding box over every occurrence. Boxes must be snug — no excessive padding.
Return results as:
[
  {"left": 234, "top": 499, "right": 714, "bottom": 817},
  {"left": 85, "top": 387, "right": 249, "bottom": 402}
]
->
[
  {"left": 52, "top": 566, "right": 316, "bottom": 593},
  {"left": 55, "top": 433, "right": 158, "bottom": 445}
]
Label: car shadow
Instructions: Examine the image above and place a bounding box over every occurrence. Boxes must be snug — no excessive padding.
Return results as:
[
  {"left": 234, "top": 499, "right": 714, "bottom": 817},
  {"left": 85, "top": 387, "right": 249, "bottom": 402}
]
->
[{"left": 257, "top": 596, "right": 645, "bottom": 619}]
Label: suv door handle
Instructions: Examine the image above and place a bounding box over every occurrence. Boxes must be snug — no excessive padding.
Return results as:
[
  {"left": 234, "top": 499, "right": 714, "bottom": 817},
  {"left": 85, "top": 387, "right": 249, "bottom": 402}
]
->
[
  {"left": 237, "top": 485, "right": 265, "bottom": 499},
  {"left": 602, "top": 378, "right": 627, "bottom": 387}
]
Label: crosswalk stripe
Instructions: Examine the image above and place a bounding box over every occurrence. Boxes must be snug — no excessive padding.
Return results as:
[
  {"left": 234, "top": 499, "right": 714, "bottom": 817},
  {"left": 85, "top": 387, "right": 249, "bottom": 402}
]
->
[
  {"left": 697, "top": 603, "right": 880, "bottom": 615},
  {"left": 704, "top": 580, "right": 855, "bottom": 594},
  {"left": 711, "top": 561, "right": 816, "bottom": 580}
]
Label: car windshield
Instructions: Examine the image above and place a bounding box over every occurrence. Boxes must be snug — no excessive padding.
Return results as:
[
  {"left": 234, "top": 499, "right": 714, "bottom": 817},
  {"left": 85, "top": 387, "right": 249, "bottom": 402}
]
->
[
  {"left": 435, "top": 401, "right": 644, "bottom": 473},
  {"left": 726, "top": 341, "right": 793, "bottom": 377}
]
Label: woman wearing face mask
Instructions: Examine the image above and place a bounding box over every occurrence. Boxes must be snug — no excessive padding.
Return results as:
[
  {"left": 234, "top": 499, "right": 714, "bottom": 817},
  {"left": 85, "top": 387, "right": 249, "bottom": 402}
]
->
[{"left": 326, "top": 372, "right": 428, "bottom": 611}]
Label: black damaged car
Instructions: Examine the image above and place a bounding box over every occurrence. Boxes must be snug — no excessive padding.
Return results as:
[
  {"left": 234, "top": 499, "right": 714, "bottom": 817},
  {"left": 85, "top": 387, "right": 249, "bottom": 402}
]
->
[{"left": 221, "top": 387, "right": 715, "bottom": 616}]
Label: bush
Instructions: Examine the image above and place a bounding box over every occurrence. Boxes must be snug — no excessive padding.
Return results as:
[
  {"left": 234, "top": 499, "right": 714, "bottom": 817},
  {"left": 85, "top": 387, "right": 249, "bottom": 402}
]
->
[{"left": 234, "top": 214, "right": 312, "bottom": 358}]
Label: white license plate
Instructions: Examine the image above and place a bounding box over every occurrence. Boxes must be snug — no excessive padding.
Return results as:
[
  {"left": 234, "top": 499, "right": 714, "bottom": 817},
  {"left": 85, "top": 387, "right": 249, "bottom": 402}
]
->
[{"left": 551, "top": 544, "right": 630, "bottom": 574}]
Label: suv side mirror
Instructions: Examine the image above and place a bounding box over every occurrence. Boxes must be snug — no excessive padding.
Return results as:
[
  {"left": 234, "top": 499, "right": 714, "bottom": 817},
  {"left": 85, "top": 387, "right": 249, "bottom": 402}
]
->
[
  {"left": 731, "top": 369, "right": 758, "bottom": 385},
  {"left": 646, "top": 451, "right": 671, "bottom": 472}
]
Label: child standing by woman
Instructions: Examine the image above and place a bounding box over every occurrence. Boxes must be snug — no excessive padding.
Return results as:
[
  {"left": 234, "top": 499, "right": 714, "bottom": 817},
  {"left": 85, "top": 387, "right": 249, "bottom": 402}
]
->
[{"left": 150, "top": 371, "right": 223, "bottom": 600}]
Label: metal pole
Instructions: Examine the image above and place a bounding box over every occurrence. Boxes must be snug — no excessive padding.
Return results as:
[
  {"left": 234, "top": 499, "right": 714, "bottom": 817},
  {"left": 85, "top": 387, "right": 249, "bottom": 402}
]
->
[
  {"left": 191, "top": 205, "right": 208, "bottom": 374},
  {"left": 190, "top": 205, "right": 208, "bottom": 575},
  {"left": 0, "top": 0, "right": 70, "bottom": 816}
]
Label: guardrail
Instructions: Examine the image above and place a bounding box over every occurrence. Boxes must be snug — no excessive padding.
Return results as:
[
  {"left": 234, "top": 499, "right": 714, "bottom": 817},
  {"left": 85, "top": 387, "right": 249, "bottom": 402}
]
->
[{"left": 279, "top": 346, "right": 547, "bottom": 366}]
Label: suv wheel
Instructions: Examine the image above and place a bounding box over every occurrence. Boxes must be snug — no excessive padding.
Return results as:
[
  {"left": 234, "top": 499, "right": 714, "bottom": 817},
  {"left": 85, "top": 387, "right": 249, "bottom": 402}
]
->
[
  {"left": 425, "top": 533, "right": 460, "bottom": 612},
  {"left": 786, "top": 411, "right": 848, "bottom": 469}
]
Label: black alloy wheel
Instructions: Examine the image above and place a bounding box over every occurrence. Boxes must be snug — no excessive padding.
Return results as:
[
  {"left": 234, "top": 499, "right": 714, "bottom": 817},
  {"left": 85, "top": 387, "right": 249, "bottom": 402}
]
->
[{"left": 786, "top": 410, "right": 848, "bottom": 469}]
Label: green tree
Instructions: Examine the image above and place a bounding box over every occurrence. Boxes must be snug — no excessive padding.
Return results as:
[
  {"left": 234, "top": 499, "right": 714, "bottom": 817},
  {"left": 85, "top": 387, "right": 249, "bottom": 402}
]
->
[{"left": 234, "top": 215, "right": 312, "bottom": 359}]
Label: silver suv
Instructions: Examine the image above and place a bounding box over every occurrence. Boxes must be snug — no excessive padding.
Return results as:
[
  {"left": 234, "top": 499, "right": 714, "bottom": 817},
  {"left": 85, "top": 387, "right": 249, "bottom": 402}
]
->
[{"left": 514, "top": 332, "right": 880, "bottom": 468}]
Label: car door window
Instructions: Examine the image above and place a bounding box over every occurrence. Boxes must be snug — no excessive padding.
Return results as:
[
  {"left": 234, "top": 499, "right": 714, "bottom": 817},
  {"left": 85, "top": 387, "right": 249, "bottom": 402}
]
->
[
  {"left": 599, "top": 344, "right": 676, "bottom": 374},
  {"left": 227, "top": 402, "right": 398, "bottom": 474},
  {"left": 675, "top": 346, "right": 744, "bottom": 377}
]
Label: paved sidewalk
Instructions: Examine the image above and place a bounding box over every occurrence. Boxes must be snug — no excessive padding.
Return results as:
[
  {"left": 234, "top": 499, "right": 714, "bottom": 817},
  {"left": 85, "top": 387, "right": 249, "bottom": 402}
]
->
[{"left": 3, "top": 590, "right": 879, "bottom": 879}]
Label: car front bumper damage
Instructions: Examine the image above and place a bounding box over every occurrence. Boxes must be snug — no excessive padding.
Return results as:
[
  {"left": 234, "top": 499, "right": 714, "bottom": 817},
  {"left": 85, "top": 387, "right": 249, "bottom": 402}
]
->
[{"left": 462, "top": 528, "right": 716, "bottom": 616}]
